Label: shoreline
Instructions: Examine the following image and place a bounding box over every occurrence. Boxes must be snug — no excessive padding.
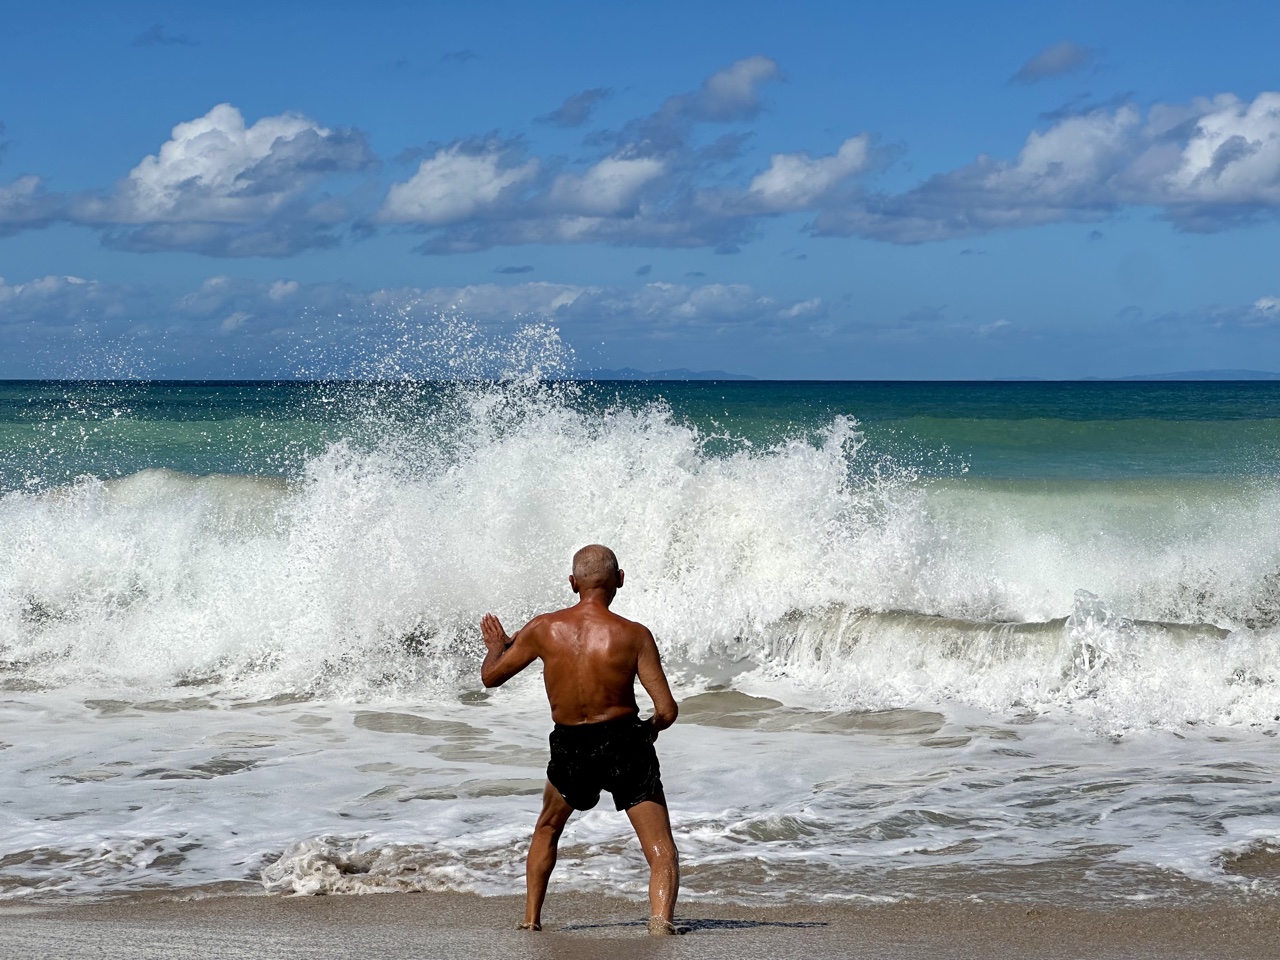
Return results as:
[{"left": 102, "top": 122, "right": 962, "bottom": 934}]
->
[{"left": 3, "top": 889, "right": 1280, "bottom": 959}]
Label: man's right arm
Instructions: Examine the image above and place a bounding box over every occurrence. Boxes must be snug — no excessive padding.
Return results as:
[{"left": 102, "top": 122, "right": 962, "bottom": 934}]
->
[
  {"left": 635, "top": 627, "right": 678, "bottom": 737},
  {"left": 480, "top": 613, "right": 540, "bottom": 688}
]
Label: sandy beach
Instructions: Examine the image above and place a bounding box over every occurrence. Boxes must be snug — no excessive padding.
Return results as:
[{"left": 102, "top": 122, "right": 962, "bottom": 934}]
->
[{"left": 3, "top": 890, "right": 1279, "bottom": 960}]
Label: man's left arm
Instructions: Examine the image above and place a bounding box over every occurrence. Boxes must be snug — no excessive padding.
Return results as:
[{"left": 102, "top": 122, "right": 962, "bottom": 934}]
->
[
  {"left": 480, "top": 613, "right": 540, "bottom": 688},
  {"left": 635, "top": 627, "right": 678, "bottom": 738}
]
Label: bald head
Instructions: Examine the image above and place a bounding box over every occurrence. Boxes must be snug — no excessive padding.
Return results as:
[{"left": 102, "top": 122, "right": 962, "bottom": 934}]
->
[{"left": 571, "top": 544, "right": 620, "bottom": 590}]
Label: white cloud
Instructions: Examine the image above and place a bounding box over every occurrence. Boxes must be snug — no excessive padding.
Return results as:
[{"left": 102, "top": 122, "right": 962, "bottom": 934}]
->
[
  {"left": 546, "top": 155, "right": 665, "bottom": 216},
  {"left": 66, "top": 104, "right": 373, "bottom": 255},
  {"left": 219, "top": 310, "right": 251, "bottom": 332},
  {"left": 596, "top": 56, "right": 782, "bottom": 156},
  {"left": 359, "top": 279, "right": 824, "bottom": 333},
  {"left": 11, "top": 68, "right": 1280, "bottom": 257},
  {"left": 1151, "top": 293, "right": 1280, "bottom": 332},
  {"left": 1000, "top": 106, "right": 1139, "bottom": 196},
  {"left": 1155, "top": 92, "right": 1280, "bottom": 208},
  {"left": 688, "top": 56, "right": 781, "bottom": 122},
  {"left": 0, "top": 175, "right": 62, "bottom": 234},
  {"left": 93, "top": 103, "right": 372, "bottom": 223},
  {"left": 0, "top": 272, "right": 822, "bottom": 337},
  {"left": 388, "top": 281, "right": 588, "bottom": 317},
  {"left": 747, "top": 136, "right": 871, "bottom": 211},
  {"left": 815, "top": 92, "right": 1280, "bottom": 242},
  {"left": 0, "top": 275, "right": 134, "bottom": 325},
  {"left": 379, "top": 144, "right": 539, "bottom": 224},
  {"left": 380, "top": 58, "right": 834, "bottom": 252},
  {"left": 268, "top": 279, "right": 299, "bottom": 300},
  {"left": 553, "top": 281, "right": 826, "bottom": 332}
]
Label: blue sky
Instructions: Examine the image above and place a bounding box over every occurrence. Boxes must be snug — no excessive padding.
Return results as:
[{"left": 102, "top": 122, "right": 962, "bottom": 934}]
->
[{"left": 3, "top": 0, "right": 1280, "bottom": 378}]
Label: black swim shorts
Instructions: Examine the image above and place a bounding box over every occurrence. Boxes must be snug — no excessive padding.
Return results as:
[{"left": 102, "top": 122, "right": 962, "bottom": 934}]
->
[{"left": 547, "top": 714, "right": 663, "bottom": 811}]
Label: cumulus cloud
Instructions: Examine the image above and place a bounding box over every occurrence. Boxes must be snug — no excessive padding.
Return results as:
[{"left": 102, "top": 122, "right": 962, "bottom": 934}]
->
[
  {"left": 545, "top": 155, "right": 666, "bottom": 215},
  {"left": 1149, "top": 92, "right": 1280, "bottom": 228},
  {"left": 553, "top": 280, "right": 825, "bottom": 332},
  {"left": 378, "top": 140, "right": 539, "bottom": 225},
  {"left": 0, "top": 274, "right": 824, "bottom": 349},
  {"left": 71, "top": 103, "right": 375, "bottom": 255},
  {"left": 350, "top": 278, "right": 824, "bottom": 336},
  {"left": 605, "top": 56, "right": 782, "bottom": 155},
  {"left": 380, "top": 57, "right": 814, "bottom": 253},
  {"left": 0, "top": 176, "right": 63, "bottom": 236},
  {"left": 170, "top": 274, "right": 365, "bottom": 330},
  {"left": 744, "top": 136, "right": 871, "bottom": 212},
  {"left": 12, "top": 65, "right": 1280, "bottom": 258},
  {"left": 538, "top": 88, "right": 611, "bottom": 128},
  {"left": 815, "top": 91, "right": 1280, "bottom": 241},
  {"left": 1166, "top": 294, "right": 1280, "bottom": 330},
  {"left": 1010, "top": 41, "right": 1094, "bottom": 84},
  {"left": 674, "top": 56, "right": 782, "bottom": 123},
  {"left": 0, "top": 275, "right": 138, "bottom": 326}
]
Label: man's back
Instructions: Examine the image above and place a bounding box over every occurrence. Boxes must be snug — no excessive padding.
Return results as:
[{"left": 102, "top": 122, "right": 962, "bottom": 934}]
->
[
  {"left": 479, "top": 547, "right": 677, "bottom": 733},
  {"left": 530, "top": 604, "right": 652, "bottom": 725}
]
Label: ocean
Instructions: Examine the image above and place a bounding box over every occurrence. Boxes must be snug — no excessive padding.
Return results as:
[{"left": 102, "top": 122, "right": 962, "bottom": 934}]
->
[{"left": 4, "top": 362, "right": 1280, "bottom": 905}]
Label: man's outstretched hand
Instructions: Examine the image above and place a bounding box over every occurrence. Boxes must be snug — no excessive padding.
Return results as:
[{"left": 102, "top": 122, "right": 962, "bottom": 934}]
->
[{"left": 481, "top": 613, "right": 511, "bottom": 654}]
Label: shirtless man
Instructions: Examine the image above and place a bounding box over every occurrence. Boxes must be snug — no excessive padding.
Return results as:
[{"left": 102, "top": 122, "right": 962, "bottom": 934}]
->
[{"left": 480, "top": 544, "right": 680, "bottom": 935}]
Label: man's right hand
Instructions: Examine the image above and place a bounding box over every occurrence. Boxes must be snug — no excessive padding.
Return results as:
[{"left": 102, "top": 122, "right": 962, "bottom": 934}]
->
[{"left": 481, "top": 613, "right": 511, "bottom": 654}]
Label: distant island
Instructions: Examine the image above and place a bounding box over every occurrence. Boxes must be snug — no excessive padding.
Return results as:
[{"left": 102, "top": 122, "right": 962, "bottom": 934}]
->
[
  {"left": 1113, "top": 369, "right": 1280, "bottom": 381},
  {"left": 1089, "top": 370, "right": 1280, "bottom": 381},
  {"left": 571, "top": 367, "right": 757, "bottom": 381},
  {"left": 1001, "top": 370, "right": 1280, "bottom": 382}
]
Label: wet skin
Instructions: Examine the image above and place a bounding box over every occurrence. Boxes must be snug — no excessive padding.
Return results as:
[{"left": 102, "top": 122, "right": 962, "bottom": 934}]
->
[{"left": 480, "top": 567, "right": 680, "bottom": 931}]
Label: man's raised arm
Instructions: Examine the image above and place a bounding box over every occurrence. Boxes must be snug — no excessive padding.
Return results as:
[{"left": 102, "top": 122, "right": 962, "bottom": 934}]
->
[
  {"left": 480, "top": 613, "right": 540, "bottom": 688},
  {"left": 636, "top": 627, "right": 679, "bottom": 736}
]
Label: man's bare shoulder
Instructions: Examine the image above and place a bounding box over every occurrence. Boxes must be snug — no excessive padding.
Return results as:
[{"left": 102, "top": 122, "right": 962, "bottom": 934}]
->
[
  {"left": 613, "top": 610, "right": 654, "bottom": 636},
  {"left": 521, "top": 611, "right": 556, "bottom": 633},
  {"left": 542, "top": 605, "right": 652, "bottom": 638},
  {"left": 600, "top": 609, "right": 655, "bottom": 648}
]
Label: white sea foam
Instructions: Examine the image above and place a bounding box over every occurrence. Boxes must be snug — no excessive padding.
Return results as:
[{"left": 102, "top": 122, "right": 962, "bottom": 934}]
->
[
  {"left": 4, "top": 690, "right": 1278, "bottom": 903},
  {"left": 2, "top": 375, "right": 1280, "bottom": 730}
]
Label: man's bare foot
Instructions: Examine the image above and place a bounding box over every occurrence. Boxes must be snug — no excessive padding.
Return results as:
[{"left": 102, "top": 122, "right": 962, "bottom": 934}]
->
[
  {"left": 647, "top": 916, "right": 684, "bottom": 936},
  {"left": 516, "top": 921, "right": 542, "bottom": 931}
]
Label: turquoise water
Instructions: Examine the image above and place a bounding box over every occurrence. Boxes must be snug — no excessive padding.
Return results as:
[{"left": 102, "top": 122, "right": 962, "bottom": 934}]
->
[{"left": 3, "top": 380, "right": 1279, "bottom": 489}]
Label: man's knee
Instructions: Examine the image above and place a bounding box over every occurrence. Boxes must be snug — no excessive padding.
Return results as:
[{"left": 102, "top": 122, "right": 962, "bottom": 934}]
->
[
  {"left": 533, "top": 816, "right": 567, "bottom": 842},
  {"left": 646, "top": 837, "right": 678, "bottom": 868}
]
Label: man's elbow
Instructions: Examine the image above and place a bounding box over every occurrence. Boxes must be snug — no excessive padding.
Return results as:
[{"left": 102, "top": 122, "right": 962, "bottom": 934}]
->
[{"left": 480, "top": 668, "right": 504, "bottom": 689}]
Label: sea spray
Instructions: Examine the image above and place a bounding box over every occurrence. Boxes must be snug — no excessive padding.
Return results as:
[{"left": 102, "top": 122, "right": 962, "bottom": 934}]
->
[{"left": 2, "top": 327, "right": 1280, "bottom": 729}]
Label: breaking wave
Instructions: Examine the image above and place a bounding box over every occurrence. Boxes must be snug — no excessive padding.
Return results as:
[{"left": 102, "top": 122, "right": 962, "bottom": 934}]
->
[{"left": 3, "top": 344, "right": 1280, "bottom": 732}]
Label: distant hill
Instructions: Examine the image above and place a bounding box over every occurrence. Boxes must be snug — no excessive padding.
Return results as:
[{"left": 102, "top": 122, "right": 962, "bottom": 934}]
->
[
  {"left": 1113, "top": 369, "right": 1280, "bottom": 381},
  {"left": 571, "top": 367, "right": 757, "bottom": 381},
  {"left": 1019, "top": 370, "right": 1280, "bottom": 382}
]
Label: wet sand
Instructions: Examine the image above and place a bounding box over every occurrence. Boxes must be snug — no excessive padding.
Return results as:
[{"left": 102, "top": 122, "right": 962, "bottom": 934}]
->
[{"left": 2, "top": 890, "right": 1278, "bottom": 960}]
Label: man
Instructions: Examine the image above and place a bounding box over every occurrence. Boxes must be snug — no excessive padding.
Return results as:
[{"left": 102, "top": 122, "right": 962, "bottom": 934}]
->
[{"left": 480, "top": 544, "right": 681, "bottom": 935}]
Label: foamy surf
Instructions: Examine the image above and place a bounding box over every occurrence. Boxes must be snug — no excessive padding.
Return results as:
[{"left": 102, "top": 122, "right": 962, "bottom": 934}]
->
[
  {"left": 3, "top": 340, "right": 1280, "bottom": 903},
  {"left": 3, "top": 394, "right": 1279, "bottom": 727}
]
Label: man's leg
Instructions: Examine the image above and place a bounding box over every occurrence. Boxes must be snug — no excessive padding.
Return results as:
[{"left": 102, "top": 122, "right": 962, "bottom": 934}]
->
[
  {"left": 522, "top": 780, "right": 574, "bottom": 930},
  {"left": 624, "top": 789, "right": 679, "bottom": 929}
]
